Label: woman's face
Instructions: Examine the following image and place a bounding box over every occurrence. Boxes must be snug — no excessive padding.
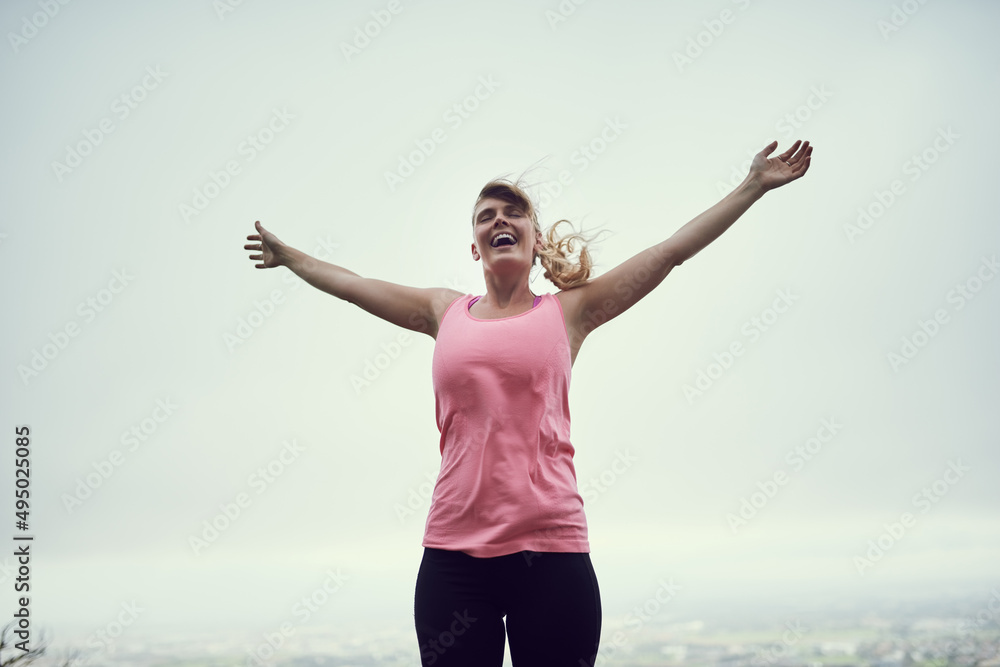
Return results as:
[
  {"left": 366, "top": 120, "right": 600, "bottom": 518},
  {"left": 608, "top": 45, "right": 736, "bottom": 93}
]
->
[{"left": 471, "top": 196, "right": 543, "bottom": 270}]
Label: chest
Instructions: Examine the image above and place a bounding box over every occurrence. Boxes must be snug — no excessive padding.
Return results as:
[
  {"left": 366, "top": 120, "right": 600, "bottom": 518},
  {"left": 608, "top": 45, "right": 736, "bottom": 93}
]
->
[{"left": 433, "top": 299, "right": 572, "bottom": 390}]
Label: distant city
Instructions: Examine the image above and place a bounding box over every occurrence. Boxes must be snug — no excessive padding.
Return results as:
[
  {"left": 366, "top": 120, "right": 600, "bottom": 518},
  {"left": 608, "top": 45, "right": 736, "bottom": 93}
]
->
[{"left": 24, "top": 592, "right": 999, "bottom": 667}]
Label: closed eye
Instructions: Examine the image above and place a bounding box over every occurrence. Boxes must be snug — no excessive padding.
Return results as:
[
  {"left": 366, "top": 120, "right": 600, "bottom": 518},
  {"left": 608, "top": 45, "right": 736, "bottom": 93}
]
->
[{"left": 476, "top": 205, "right": 525, "bottom": 223}]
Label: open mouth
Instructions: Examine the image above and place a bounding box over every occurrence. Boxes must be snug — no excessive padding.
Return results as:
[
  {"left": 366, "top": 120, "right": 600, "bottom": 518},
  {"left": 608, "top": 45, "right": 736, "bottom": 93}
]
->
[{"left": 491, "top": 232, "right": 517, "bottom": 248}]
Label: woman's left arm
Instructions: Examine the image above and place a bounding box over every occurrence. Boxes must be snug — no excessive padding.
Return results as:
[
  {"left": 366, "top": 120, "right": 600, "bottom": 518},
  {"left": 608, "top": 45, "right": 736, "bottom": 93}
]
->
[{"left": 561, "top": 139, "right": 813, "bottom": 338}]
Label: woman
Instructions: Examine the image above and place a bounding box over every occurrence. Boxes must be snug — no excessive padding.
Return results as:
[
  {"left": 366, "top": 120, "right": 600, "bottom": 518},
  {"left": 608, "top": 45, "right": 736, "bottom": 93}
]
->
[{"left": 245, "top": 139, "right": 813, "bottom": 666}]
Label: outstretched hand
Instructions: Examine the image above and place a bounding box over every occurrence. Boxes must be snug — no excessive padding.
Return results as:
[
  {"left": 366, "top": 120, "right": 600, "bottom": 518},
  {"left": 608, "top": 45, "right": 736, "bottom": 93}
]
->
[
  {"left": 244, "top": 220, "right": 285, "bottom": 269},
  {"left": 749, "top": 139, "right": 813, "bottom": 192}
]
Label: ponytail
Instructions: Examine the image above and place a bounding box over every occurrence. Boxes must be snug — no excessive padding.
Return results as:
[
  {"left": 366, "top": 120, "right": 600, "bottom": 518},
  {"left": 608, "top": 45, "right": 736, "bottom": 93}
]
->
[{"left": 536, "top": 219, "right": 602, "bottom": 290}]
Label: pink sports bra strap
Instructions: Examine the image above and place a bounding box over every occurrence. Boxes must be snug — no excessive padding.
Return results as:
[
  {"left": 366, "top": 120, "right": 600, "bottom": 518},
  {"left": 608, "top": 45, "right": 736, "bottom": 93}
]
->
[{"left": 468, "top": 295, "right": 542, "bottom": 309}]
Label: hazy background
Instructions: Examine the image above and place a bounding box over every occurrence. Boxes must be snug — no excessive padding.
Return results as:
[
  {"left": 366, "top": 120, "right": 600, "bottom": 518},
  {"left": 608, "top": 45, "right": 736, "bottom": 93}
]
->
[{"left": 1, "top": 0, "right": 998, "bottom": 659}]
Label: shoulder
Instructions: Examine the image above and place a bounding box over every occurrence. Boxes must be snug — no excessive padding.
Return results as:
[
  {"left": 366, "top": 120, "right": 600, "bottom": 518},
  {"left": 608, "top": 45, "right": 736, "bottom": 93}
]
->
[
  {"left": 433, "top": 287, "right": 468, "bottom": 318},
  {"left": 553, "top": 283, "right": 590, "bottom": 320},
  {"left": 413, "top": 288, "right": 466, "bottom": 339},
  {"left": 553, "top": 284, "right": 594, "bottom": 340}
]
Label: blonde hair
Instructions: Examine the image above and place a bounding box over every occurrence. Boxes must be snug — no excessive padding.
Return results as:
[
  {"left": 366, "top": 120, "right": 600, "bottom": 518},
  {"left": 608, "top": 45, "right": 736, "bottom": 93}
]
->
[{"left": 472, "top": 178, "right": 603, "bottom": 290}]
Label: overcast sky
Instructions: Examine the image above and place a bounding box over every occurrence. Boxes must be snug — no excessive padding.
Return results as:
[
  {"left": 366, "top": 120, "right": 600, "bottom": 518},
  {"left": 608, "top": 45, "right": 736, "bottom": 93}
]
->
[{"left": 2, "top": 0, "right": 998, "bottom": 658}]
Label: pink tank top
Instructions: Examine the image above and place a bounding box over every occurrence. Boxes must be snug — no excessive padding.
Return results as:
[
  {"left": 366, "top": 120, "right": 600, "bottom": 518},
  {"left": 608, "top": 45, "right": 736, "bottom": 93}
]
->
[{"left": 422, "top": 293, "right": 590, "bottom": 557}]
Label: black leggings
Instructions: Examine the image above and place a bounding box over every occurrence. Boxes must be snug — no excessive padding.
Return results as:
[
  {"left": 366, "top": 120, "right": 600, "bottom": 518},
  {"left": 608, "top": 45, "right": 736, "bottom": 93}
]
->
[{"left": 414, "top": 547, "right": 602, "bottom": 667}]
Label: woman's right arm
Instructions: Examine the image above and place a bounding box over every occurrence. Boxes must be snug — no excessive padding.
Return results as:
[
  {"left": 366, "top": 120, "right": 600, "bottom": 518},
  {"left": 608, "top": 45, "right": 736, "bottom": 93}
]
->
[{"left": 246, "top": 221, "right": 462, "bottom": 339}]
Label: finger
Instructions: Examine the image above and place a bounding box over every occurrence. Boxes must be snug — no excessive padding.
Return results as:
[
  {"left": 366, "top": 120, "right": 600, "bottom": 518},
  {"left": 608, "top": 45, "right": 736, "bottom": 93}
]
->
[
  {"left": 782, "top": 146, "right": 809, "bottom": 173},
  {"left": 790, "top": 151, "right": 812, "bottom": 178},
  {"left": 247, "top": 234, "right": 261, "bottom": 241},
  {"left": 778, "top": 140, "right": 801, "bottom": 161},
  {"left": 778, "top": 140, "right": 802, "bottom": 162},
  {"left": 797, "top": 151, "right": 812, "bottom": 176},
  {"left": 792, "top": 146, "right": 813, "bottom": 171},
  {"left": 250, "top": 253, "right": 263, "bottom": 261},
  {"left": 788, "top": 140, "right": 810, "bottom": 163},
  {"left": 758, "top": 140, "right": 779, "bottom": 158},
  {"left": 244, "top": 243, "right": 261, "bottom": 250}
]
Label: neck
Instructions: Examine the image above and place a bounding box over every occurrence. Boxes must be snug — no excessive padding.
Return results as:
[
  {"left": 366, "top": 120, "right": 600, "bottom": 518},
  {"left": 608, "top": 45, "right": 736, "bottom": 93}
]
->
[{"left": 481, "top": 268, "right": 535, "bottom": 308}]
